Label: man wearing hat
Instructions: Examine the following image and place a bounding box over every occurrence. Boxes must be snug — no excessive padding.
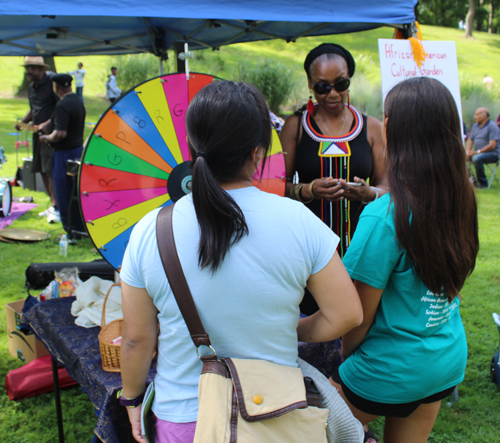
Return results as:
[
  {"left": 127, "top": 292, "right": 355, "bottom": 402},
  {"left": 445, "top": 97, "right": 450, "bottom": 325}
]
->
[
  {"left": 16, "top": 56, "right": 59, "bottom": 222},
  {"left": 38, "top": 73, "right": 86, "bottom": 240}
]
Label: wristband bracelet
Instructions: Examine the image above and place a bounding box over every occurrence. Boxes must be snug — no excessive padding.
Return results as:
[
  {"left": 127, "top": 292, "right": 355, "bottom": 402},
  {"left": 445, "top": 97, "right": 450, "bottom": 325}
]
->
[
  {"left": 298, "top": 184, "right": 314, "bottom": 204},
  {"left": 117, "top": 389, "right": 145, "bottom": 408},
  {"left": 290, "top": 183, "right": 301, "bottom": 201},
  {"left": 308, "top": 180, "right": 318, "bottom": 200},
  {"left": 290, "top": 183, "right": 314, "bottom": 204},
  {"left": 361, "top": 186, "right": 380, "bottom": 205}
]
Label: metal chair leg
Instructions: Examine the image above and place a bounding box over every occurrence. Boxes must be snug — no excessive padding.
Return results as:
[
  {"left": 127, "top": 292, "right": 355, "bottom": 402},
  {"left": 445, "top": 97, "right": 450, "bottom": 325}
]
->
[
  {"left": 51, "top": 357, "right": 65, "bottom": 443},
  {"left": 487, "top": 162, "right": 499, "bottom": 190}
]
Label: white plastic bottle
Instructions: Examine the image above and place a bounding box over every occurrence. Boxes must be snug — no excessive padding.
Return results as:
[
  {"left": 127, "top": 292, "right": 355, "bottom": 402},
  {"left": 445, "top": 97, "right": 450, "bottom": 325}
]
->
[{"left": 59, "top": 234, "right": 68, "bottom": 257}]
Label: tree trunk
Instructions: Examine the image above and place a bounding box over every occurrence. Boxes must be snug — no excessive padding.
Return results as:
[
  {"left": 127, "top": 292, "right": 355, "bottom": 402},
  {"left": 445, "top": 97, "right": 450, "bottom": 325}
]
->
[
  {"left": 44, "top": 56, "right": 57, "bottom": 74},
  {"left": 465, "top": 0, "right": 476, "bottom": 38},
  {"left": 476, "top": 0, "right": 485, "bottom": 31},
  {"left": 16, "top": 56, "right": 57, "bottom": 97},
  {"left": 488, "top": 1, "right": 494, "bottom": 33}
]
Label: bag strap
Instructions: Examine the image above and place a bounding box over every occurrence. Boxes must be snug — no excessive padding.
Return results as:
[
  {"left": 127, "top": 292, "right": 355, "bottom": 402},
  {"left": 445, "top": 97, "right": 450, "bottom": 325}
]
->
[{"left": 156, "top": 205, "right": 212, "bottom": 349}]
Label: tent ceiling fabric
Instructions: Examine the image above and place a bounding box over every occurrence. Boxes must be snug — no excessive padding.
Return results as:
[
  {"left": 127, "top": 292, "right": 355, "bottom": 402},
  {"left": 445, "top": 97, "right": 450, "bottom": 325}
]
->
[{"left": 0, "top": 1, "right": 417, "bottom": 56}]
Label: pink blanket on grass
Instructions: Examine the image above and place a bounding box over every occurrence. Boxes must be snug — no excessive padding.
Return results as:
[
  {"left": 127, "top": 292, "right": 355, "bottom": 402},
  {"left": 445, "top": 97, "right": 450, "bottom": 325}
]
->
[{"left": 0, "top": 203, "right": 38, "bottom": 230}]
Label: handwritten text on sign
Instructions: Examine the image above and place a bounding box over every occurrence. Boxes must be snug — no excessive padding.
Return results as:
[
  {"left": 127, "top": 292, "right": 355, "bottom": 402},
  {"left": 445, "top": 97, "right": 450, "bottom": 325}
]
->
[{"left": 378, "top": 39, "right": 463, "bottom": 130}]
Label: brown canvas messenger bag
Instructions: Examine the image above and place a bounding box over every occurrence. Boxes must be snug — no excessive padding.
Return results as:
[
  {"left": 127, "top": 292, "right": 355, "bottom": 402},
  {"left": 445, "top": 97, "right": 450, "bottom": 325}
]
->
[{"left": 156, "top": 204, "right": 329, "bottom": 443}]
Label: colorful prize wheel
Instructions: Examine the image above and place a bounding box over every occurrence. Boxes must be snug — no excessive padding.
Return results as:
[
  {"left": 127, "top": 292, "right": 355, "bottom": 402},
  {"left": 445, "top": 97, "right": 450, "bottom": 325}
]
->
[{"left": 79, "top": 73, "right": 286, "bottom": 270}]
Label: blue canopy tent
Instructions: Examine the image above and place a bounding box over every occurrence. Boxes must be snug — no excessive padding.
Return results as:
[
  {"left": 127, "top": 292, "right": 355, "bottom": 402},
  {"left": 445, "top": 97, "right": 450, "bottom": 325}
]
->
[
  {"left": 0, "top": 1, "right": 417, "bottom": 57},
  {"left": 2, "top": 4, "right": 418, "bottom": 442}
]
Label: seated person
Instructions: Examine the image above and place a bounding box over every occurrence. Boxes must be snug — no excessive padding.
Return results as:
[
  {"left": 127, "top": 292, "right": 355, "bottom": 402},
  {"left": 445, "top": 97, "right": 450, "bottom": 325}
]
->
[{"left": 466, "top": 107, "right": 500, "bottom": 188}]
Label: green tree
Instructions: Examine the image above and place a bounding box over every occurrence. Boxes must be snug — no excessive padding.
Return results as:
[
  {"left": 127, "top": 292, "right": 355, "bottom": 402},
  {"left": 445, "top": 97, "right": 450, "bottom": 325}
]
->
[{"left": 418, "top": 0, "right": 468, "bottom": 28}]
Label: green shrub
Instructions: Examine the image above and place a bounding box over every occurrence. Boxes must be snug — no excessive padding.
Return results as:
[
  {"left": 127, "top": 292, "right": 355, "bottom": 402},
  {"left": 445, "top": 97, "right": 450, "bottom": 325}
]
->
[
  {"left": 352, "top": 53, "right": 379, "bottom": 83},
  {"left": 189, "top": 49, "right": 230, "bottom": 77},
  {"left": 109, "top": 54, "right": 162, "bottom": 93},
  {"left": 459, "top": 75, "right": 500, "bottom": 130},
  {"left": 234, "top": 59, "right": 298, "bottom": 114},
  {"left": 350, "top": 74, "right": 383, "bottom": 121}
]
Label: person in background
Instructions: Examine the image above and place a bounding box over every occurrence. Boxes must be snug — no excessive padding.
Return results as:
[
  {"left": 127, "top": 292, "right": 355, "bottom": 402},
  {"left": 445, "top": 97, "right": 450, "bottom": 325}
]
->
[
  {"left": 466, "top": 107, "right": 500, "bottom": 189},
  {"left": 496, "top": 112, "right": 500, "bottom": 129},
  {"left": 15, "top": 56, "right": 59, "bottom": 222},
  {"left": 119, "top": 81, "right": 362, "bottom": 443},
  {"left": 106, "top": 67, "right": 121, "bottom": 104},
  {"left": 38, "top": 74, "right": 86, "bottom": 241},
  {"left": 331, "top": 77, "right": 479, "bottom": 443},
  {"left": 483, "top": 74, "right": 494, "bottom": 89},
  {"left": 69, "top": 62, "right": 86, "bottom": 103}
]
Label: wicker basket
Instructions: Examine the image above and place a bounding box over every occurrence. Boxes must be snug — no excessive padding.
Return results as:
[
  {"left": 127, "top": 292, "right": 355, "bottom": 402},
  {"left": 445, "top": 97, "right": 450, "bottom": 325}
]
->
[{"left": 98, "top": 283, "right": 123, "bottom": 372}]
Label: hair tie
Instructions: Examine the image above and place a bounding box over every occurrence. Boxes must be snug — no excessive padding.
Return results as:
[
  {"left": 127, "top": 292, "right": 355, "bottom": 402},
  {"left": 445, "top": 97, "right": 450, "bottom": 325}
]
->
[{"left": 195, "top": 151, "right": 208, "bottom": 160}]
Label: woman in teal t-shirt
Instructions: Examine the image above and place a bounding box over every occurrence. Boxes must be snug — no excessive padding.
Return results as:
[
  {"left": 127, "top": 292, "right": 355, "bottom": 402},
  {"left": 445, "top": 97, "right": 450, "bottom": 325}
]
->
[{"left": 331, "top": 77, "right": 479, "bottom": 443}]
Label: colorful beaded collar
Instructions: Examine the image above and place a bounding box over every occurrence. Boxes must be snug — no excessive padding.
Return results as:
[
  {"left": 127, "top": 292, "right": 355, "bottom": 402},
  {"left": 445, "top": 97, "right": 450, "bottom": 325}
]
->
[{"left": 302, "top": 103, "right": 364, "bottom": 157}]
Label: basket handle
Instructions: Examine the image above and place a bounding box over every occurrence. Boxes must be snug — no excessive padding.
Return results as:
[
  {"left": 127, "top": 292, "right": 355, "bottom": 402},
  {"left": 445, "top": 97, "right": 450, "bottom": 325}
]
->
[{"left": 101, "top": 282, "right": 121, "bottom": 329}]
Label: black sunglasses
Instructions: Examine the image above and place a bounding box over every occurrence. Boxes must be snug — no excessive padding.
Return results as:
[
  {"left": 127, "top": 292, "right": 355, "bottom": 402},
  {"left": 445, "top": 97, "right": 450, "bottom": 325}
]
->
[{"left": 313, "top": 78, "right": 350, "bottom": 95}]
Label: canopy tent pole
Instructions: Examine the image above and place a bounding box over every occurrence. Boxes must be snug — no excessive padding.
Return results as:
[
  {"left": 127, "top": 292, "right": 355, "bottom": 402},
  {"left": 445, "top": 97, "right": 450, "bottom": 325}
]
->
[{"left": 174, "top": 40, "right": 187, "bottom": 73}]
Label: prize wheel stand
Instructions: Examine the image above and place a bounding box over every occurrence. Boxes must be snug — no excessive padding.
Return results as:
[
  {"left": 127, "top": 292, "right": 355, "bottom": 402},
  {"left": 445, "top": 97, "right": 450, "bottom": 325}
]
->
[{"left": 79, "top": 72, "right": 286, "bottom": 271}]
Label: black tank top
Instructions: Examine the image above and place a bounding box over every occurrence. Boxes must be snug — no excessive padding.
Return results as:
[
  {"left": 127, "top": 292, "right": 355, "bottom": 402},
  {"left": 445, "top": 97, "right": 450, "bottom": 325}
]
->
[{"left": 294, "top": 104, "right": 373, "bottom": 315}]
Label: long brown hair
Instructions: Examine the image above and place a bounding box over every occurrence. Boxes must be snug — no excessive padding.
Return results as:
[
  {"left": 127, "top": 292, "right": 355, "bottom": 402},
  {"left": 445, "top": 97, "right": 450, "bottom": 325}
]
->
[{"left": 384, "top": 77, "right": 479, "bottom": 301}]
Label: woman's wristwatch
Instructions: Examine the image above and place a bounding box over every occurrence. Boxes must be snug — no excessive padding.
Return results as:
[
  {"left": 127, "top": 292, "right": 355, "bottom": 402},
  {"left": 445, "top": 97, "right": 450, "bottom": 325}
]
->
[{"left": 117, "top": 389, "right": 145, "bottom": 408}]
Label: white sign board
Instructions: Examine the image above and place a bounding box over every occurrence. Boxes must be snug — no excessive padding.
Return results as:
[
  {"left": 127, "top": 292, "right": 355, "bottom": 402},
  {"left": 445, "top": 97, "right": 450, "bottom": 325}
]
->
[{"left": 378, "top": 39, "right": 463, "bottom": 134}]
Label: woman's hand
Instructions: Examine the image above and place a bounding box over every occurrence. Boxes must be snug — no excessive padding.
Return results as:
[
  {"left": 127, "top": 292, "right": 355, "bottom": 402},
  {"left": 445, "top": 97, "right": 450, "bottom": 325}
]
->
[
  {"left": 338, "top": 177, "right": 375, "bottom": 202},
  {"left": 126, "top": 405, "right": 147, "bottom": 443},
  {"left": 303, "top": 177, "right": 345, "bottom": 202}
]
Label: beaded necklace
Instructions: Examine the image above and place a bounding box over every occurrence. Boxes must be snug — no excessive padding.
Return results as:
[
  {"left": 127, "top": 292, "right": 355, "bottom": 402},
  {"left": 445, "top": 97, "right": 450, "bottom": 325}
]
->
[{"left": 301, "top": 103, "right": 364, "bottom": 256}]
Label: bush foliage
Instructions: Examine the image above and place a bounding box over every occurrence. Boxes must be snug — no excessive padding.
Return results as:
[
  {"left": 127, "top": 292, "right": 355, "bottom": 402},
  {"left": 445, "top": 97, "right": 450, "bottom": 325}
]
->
[
  {"left": 109, "top": 54, "right": 162, "bottom": 94},
  {"left": 459, "top": 75, "right": 500, "bottom": 129},
  {"left": 234, "top": 59, "right": 298, "bottom": 114}
]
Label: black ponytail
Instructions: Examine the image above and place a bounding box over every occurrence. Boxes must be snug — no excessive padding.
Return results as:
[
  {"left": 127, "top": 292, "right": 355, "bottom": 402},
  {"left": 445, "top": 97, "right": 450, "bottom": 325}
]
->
[{"left": 186, "top": 81, "right": 272, "bottom": 272}]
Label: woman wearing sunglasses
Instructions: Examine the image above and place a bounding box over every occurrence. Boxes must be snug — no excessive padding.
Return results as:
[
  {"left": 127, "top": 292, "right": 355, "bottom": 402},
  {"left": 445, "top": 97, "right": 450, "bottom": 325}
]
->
[
  {"left": 280, "top": 43, "right": 385, "bottom": 316},
  {"left": 280, "top": 43, "right": 386, "bottom": 442}
]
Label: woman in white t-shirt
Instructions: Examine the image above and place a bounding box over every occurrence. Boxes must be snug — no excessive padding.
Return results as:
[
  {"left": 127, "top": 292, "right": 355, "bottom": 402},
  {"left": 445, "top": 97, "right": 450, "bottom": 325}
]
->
[{"left": 119, "top": 81, "right": 362, "bottom": 443}]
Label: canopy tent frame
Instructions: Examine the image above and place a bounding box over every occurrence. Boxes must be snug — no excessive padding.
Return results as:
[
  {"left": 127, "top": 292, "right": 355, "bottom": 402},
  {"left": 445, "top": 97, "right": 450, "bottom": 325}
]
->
[
  {"left": 0, "top": 17, "right": 418, "bottom": 76},
  {"left": 0, "top": 19, "right": 415, "bottom": 57},
  {"left": 0, "top": 0, "right": 418, "bottom": 58}
]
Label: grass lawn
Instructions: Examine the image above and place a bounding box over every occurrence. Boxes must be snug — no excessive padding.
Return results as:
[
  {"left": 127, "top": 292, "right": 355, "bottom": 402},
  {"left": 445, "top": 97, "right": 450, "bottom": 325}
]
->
[{"left": 0, "top": 24, "right": 500, "bottom": 442}]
